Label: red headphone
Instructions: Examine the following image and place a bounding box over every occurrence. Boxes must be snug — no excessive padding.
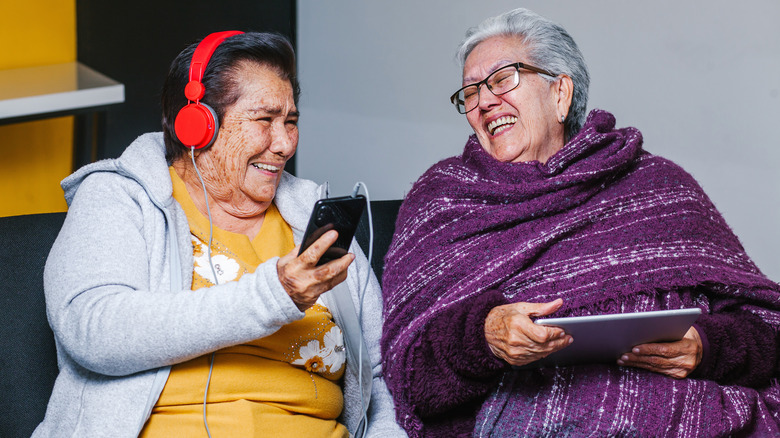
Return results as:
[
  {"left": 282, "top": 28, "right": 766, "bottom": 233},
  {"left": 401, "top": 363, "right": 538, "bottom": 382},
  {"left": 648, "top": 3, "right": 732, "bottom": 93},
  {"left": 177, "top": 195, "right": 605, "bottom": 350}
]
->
[{"left": 174, "top": 30, "right": 244, "bottom": 149}]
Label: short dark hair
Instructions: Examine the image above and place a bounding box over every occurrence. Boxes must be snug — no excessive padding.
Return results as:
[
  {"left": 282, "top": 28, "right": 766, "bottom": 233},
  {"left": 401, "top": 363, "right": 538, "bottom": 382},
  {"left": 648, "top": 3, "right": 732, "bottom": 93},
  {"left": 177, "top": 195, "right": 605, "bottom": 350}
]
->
[{"left": 161, "top": 32, "right": 300, "bottom": 161}]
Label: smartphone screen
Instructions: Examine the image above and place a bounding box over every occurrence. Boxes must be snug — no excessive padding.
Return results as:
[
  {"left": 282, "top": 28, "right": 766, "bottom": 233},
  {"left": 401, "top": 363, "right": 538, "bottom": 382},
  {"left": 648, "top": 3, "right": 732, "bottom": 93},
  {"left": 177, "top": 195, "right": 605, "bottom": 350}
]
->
[{"left": 298, "top": 195, "right": 366, "bottom": 265}]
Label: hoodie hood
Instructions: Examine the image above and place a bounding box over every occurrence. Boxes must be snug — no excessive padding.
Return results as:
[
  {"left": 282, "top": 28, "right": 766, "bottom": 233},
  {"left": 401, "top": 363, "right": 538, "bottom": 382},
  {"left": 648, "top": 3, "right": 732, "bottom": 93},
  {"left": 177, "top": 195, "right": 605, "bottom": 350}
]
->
[{"left": 62, "top": 133, "right": 174, "bottom": 209}]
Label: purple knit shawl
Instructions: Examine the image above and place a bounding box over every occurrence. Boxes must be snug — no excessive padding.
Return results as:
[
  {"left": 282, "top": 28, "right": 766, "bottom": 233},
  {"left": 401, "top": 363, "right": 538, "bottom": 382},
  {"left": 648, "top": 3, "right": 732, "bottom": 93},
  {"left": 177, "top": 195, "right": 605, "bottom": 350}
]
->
[{"left": 381, "top": 110, "right": 780, "bottom": 436}]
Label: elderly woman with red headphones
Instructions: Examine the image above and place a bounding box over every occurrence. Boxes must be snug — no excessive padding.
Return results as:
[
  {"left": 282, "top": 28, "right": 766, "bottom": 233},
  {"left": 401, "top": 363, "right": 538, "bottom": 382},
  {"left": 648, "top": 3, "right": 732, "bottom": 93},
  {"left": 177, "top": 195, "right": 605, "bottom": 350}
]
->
[{"left": 34, "top": 32, "right": 404, "bottom": 438}]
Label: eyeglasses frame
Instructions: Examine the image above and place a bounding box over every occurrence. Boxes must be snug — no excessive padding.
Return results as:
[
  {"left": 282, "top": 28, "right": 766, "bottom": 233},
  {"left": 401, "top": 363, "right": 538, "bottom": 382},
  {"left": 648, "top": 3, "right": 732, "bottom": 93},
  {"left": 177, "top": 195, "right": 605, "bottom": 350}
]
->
[{"left": 450, "top": 62, "right": 557, "bottom": 114}]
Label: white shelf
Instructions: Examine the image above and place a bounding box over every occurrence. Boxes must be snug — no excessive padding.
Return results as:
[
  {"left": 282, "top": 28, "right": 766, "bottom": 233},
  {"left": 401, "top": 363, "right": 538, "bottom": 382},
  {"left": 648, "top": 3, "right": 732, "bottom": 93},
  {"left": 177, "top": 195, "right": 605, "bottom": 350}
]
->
[{"left": 0, "top": 62, "right": 124, "bottom": 120}]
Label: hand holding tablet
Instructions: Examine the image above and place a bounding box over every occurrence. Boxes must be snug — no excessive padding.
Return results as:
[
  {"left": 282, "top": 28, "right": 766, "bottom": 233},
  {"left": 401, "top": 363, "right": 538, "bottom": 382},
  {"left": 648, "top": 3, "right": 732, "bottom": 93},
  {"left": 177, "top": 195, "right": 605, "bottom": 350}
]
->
[{"left": 522, "top": 308, "right": 702, "bottom": 369}]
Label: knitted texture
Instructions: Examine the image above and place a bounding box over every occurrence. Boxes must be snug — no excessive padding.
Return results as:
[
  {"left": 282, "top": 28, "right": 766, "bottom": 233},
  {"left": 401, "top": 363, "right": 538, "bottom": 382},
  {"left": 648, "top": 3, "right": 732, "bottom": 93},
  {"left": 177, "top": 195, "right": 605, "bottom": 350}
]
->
[{"left": 381, "top": 110, "right": 780, "bottom": 437}]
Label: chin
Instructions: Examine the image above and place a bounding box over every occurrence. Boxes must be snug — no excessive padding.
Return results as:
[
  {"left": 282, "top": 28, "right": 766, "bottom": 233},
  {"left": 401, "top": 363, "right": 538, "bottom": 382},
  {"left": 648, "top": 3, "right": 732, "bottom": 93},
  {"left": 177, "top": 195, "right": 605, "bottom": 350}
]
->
[
  {"left": 250, "top": 193, "right": 275, "bottom": 204},
  {"left": 252, "top": 191, "right": 277, "bottom": 205},
  {"left": 487, "top": 147, "right": 523, "bottom": 163}
]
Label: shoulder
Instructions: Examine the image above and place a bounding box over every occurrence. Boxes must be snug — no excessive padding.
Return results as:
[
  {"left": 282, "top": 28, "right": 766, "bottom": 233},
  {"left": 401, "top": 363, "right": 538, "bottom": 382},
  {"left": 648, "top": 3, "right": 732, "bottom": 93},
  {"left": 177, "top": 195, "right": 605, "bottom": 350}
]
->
[
  {"left": 603, "top": 151, "right": 724, "bottom": 225},
  {"left": 417, "top": 155, "right": 468, "bottom": 184},
  {"left": 64, "top": 139, "right": 175, "bottom": 232},
  {"left": 274, "top": 172, "right": 323, "bottom": 231},
  {"left": 62, "top": 132, "right": 171, "bottom": 206},
  {"left": 70, "top": 171, "right": 154, "bottom": 210},
  {"left": 277, "top": 171, "right": 320, "bottom": 200},
  {"left": 403, "top": 155, "right": 465, "bottom": 207},
  {"left": 628, "top": 152, "right": 705, "bottom": 191},
  {"left": 61, "top": 172, "right": 164, "bottom": 247}
]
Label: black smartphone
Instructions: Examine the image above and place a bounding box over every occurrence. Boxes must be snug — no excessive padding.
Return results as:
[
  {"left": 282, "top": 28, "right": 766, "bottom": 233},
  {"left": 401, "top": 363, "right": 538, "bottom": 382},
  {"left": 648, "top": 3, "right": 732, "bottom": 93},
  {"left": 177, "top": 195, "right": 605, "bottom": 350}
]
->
[{"left": 298, "top": 195, "right": 366, "bottom": 265}]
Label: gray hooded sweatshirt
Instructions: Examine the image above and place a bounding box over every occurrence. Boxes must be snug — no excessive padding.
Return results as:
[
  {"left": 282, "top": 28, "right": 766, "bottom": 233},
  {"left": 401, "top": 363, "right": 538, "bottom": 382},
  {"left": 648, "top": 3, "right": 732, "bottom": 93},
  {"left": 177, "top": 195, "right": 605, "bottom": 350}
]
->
[{"left": 33, "top": 133, "right": 404, "bottom": 437}]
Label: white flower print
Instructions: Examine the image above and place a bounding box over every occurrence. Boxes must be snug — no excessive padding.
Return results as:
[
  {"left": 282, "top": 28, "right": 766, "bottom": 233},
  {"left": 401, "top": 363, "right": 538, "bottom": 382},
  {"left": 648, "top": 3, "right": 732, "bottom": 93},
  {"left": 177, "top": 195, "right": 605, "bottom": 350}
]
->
[
  {"left": 195, "top": 254, "right": 240, "bottom": 284},
  {"left": 292, "top": 340, "right": 326, "bottom": 373},
  {"left": 192, "top": 238, "right": 239, "bottom": 284},
  {"left": 321, "top": 326, "right": 346, "bottom": 373}
]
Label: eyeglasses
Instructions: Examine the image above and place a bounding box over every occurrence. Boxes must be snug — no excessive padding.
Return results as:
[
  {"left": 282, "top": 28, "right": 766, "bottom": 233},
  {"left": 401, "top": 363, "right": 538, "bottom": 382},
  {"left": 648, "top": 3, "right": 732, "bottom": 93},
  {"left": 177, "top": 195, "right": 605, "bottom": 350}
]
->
[{"left": 450, "top": 62, "right": 556, "bottom": 114}]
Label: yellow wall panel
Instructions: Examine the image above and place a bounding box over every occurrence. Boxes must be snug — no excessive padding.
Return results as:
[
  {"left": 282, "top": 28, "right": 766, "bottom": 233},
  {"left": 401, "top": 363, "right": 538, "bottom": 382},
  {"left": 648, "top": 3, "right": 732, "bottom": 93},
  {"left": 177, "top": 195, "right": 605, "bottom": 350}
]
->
[
  {"left": 0, "top": 118, "right": 72, "bottom": 215},
  {"left": 0, "top": 0, "right": 76, "bottom": 216},
  {"left": 0, "top": 0, "right": 76, "bottom": 69}
]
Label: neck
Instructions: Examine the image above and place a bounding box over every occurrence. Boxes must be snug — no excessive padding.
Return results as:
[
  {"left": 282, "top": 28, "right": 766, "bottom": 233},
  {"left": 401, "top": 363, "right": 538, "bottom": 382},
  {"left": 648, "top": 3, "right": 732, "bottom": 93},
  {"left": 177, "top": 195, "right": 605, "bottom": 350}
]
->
[{"left": 172, "top": 158, "right": 267, "bottom": 239}]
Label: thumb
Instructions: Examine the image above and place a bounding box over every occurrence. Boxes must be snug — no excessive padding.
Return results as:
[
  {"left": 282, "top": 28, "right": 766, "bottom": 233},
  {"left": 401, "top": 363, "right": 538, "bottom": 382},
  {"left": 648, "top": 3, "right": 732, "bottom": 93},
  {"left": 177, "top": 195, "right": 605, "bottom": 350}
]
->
[{"left": 526, "top": 298, "right": 563, "bottom": 318}]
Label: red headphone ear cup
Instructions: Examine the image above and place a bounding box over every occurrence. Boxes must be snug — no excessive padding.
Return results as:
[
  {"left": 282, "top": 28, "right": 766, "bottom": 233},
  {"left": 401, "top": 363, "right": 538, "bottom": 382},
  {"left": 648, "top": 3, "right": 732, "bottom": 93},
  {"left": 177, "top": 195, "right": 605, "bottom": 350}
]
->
[{"left": 174, "top": 102, "right": 219, "bottom": 149}]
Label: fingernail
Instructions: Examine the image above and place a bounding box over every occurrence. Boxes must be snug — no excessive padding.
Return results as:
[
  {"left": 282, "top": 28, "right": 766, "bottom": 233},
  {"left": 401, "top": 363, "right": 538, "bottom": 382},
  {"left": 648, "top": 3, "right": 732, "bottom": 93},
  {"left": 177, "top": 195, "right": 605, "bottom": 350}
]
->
[
  {"left": 620, "top": 355, "right": 628, "bottom": 361},
  {"left": 617, "top": 359, "right": 624, "bottom": 365},
  {"left": 632, "top": 347, "right": 639, "bottom": 354}
]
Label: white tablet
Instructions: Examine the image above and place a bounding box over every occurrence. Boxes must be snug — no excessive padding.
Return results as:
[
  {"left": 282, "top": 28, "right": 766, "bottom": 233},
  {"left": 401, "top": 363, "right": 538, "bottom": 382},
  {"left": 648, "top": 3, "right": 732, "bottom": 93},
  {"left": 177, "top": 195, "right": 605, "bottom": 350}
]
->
[{"left": 524, "top": 308, "right": 702, "bottom": 368}]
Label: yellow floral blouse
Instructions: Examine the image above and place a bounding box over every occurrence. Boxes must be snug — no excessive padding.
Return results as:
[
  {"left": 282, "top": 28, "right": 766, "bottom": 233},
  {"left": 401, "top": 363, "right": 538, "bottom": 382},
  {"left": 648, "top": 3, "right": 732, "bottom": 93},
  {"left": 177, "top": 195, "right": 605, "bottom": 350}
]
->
[{"left": 139, "top": 168, "right": 348, "bottom": 438}]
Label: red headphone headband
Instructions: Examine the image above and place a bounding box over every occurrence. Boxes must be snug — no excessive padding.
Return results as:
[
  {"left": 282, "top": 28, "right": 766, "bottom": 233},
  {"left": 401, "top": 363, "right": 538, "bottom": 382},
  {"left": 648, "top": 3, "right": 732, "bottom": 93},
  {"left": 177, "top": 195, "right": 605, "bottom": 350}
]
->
[
  {"left": 184, "top": 30, "right": 244, "bottom": 102},
  {"left": 175, "top": 30, "right": 244, "bottom": 149}
]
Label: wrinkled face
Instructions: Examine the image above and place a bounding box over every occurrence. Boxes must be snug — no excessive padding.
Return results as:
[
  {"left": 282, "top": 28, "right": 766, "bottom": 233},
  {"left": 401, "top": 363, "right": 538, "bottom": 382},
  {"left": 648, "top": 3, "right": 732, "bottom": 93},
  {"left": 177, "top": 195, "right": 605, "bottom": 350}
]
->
[
  {"left": 463, "top": 35, "right": 564, "bottom": 163},
  {"left": 195, "top": 61, "right": 298, "bottom": 218}
]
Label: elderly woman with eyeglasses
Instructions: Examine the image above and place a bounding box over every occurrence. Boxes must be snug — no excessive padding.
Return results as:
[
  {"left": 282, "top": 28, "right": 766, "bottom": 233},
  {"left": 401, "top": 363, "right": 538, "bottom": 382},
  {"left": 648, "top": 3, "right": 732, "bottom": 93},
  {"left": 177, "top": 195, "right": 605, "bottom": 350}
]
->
[{"left": 380, "top": 8, "right": 780, "bottom": 437}]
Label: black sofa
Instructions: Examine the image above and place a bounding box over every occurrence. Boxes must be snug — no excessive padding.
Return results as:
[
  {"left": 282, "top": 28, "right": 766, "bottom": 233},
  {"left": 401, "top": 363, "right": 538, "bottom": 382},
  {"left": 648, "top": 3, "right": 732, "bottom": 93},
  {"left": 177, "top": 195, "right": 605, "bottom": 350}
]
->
[{"left": 0, "top": 200, "right": 401, "bottom": 437}]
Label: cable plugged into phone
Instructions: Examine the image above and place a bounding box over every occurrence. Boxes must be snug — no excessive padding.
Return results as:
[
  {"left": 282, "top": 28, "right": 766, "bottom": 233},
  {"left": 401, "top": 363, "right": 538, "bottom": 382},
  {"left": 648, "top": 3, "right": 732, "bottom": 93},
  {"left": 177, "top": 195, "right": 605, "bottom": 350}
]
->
[
  {"left": 350, "top": 182, "right": 373, "bottom": 319},
  {"left": 311, "top": 181, "right": 373, "bottom": 432},
  {"left": 350, "top": 181, "right": 372, "bottom": 433}
]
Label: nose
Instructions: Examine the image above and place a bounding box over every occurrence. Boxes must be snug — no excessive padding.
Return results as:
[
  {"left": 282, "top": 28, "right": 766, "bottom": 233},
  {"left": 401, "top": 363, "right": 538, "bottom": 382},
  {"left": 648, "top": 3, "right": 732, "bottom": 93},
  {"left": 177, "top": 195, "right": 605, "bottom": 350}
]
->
[
  {"left": 269, "top": 121, "right": 297, "bottom": 156},
  {"left": 477, "top": 83, "right": 502, "bottom": 110}
]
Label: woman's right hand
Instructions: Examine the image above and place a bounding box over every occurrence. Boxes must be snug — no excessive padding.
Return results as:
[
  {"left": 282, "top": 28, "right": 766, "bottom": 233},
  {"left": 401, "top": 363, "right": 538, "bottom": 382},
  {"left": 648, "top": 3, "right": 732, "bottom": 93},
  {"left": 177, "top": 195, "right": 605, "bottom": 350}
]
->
[
  {"left": 484, "top": 299, "right": 573, "bottom": 367},
  {"left": 277, "top": 230, "right": 354, "bottom": 311}
]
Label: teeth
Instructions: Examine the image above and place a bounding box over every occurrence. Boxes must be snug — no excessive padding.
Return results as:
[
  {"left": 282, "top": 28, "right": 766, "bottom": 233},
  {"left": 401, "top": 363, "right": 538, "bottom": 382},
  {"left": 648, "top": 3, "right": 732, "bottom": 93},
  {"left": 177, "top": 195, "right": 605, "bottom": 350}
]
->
[
  {"left": 252, "top": 163, "right": 280, "bottom": 172},
  {"left": 488, "top": 116, "right": 517, "bottom": 135}
]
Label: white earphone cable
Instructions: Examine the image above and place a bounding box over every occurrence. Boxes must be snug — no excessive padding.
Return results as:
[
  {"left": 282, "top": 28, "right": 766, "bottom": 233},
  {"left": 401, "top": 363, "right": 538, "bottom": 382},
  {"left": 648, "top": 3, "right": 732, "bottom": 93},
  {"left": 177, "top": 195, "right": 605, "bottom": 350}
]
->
[
  {"left": 190, "top": 148, "right": 219, "bottom": 284},
  {"left": 352, "top": 181, "right": 373, "bottom": 434},
  {"left": 190, "top": 147, "right": 218, "bottom": 438}
]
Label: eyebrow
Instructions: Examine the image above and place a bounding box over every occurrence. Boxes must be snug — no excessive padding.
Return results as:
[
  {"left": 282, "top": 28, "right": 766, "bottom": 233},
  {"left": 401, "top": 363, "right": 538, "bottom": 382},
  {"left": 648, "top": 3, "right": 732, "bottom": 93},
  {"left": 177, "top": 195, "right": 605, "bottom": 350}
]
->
[
  {"left": 247, "top": 106, "right": 300, "bottom": 118},
  {"left": 463, "top": 59, "right": 515, "bottom": 84}
]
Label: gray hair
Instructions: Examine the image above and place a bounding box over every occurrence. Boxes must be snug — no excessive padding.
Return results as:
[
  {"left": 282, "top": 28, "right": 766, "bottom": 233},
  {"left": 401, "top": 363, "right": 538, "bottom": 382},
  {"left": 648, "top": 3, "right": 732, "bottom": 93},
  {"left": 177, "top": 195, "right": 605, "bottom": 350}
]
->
[{"left": 456, "top": 8, "right": 590, "bottom": 141}]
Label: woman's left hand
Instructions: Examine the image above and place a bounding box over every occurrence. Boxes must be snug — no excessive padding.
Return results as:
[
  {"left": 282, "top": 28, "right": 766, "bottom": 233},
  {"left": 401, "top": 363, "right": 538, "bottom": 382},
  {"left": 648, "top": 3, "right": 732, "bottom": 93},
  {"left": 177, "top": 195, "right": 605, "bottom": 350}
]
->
[{"left": 617, "top": 327, "right": 703, "bottom": 379}]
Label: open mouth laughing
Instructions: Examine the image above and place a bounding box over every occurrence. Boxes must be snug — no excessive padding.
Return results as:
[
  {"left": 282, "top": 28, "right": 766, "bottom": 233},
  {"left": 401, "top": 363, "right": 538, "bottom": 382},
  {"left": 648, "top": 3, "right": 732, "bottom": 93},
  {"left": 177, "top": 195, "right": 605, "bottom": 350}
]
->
[
  {"left": 487, "top": 116, "right": 517, "bottom": 135},
  {"left": 251, "top": 162, "right": 281, "bottom": 173}
]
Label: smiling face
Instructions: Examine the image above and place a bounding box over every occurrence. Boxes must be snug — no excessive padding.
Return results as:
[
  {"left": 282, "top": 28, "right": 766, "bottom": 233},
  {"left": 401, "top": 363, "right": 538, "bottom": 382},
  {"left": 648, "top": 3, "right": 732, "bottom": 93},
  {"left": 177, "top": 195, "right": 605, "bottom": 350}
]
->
[
  {"left": 190, "top": 61, "right": 298, "bottom": 219},
  {"left": 463, "top": 35, "right": 571, "bottom": 163}
]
